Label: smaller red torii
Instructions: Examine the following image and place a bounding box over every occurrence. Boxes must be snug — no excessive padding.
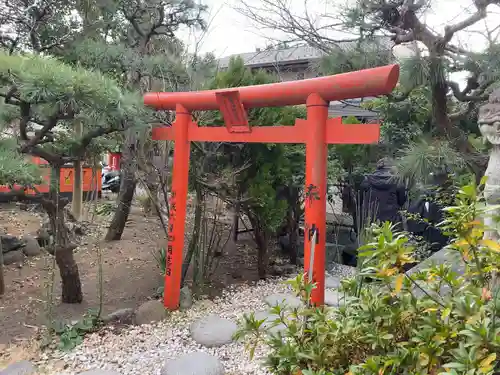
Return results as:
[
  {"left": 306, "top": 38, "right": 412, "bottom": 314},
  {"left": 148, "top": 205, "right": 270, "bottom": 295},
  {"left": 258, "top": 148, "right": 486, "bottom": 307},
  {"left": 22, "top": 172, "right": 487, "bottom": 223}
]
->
[{"left": 144, "top": 64, "right": 400, "bottom": 310}]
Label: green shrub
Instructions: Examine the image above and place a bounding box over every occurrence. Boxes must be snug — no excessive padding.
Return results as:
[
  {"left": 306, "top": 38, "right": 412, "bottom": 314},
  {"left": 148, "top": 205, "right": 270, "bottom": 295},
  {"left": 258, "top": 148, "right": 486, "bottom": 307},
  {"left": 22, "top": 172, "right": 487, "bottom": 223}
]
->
[
  {"left": 152, "top": 247, "right": 167, "bottom": 297},
  {"left": 51, "top": 309, "right": 101, "bottom": 351},
  {"left": 235, "top": 180, "right": 500, "bottom": 375}
]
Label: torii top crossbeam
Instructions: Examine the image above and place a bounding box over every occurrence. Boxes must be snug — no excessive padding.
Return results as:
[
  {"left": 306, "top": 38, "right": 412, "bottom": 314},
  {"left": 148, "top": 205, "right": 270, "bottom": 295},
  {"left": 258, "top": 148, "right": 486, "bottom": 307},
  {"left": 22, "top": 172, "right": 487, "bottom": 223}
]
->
[
  {"left": 144, "top": 64, "right": 400, "bottom": 311},
  {"left": 144, "top": 64, "right": 399, "bottom": 110}
]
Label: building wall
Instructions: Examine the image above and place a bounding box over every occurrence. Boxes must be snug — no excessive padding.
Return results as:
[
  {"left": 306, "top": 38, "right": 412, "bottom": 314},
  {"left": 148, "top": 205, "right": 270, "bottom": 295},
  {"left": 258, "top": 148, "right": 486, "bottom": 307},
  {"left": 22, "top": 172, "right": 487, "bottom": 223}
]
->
[
  {"left": 273, "top": 68, "right": 318, "bottom": 82},
  {"left": 248, "top": 61, "right": 319, "bottom": 82}
]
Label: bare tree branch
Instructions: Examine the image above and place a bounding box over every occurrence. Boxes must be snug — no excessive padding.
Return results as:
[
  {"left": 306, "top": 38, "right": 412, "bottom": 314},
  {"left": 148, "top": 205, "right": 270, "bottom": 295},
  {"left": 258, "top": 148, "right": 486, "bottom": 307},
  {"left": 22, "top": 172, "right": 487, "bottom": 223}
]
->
[{"left": 236, "top": 0, "right": 359, "bottom": 53}]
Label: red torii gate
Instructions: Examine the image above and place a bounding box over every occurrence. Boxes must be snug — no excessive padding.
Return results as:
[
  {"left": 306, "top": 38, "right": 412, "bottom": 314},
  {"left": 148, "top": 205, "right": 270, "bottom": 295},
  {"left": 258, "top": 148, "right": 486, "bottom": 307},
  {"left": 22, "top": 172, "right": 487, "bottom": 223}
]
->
[{"left": 144, "top": 64, "right": 400, "bottom": 310}]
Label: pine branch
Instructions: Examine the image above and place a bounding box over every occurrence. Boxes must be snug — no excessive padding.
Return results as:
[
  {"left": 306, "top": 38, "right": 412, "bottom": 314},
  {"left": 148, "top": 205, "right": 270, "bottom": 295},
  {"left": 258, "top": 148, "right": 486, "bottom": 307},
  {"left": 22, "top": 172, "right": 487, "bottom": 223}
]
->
[
  {"left": 449, "top": 101, "right": 476, "bottom": 121},
  {"left": 442, "top": 0, "right": 495, "bottom": 44},
  {"left": 386, "top": 90, "right": 414, "bottom": 102},
  {"left": 71, "top": 126, "right": 119, "bottom": 158},
  {"left": 19, "top": 144, "right": 64, "bottom": 165},
  {"left": 447, "top": 79, "right": 493, "bottom": 102},
  {"left": 1, "top": 187, "right": 46, "bottom": 204}
]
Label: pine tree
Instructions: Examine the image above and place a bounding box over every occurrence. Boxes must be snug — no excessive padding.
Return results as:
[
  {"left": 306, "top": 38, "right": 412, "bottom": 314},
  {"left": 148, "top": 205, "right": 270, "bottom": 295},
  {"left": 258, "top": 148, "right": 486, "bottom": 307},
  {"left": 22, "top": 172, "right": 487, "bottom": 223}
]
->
[{"left": 0, "top": 52, "right": 148, "bottom": 303}]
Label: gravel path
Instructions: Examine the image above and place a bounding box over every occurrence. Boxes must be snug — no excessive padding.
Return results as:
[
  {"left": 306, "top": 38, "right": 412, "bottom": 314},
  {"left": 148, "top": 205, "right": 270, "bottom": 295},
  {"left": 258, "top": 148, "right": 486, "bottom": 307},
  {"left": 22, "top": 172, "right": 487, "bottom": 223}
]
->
[{"left": 38, "top": 265, "right": 356, "bottom": 375}]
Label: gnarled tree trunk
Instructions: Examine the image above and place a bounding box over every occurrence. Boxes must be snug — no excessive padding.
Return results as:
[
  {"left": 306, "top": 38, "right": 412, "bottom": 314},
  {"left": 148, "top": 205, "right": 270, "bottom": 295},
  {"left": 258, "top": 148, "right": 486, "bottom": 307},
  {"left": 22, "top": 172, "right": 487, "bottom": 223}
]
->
[
  {"left": 46, "top": 166, "right": 82, "bottom": 303},
  {"left": 47, "top": 204, "right": 82, "bottom": 303},
  {"left": 105, "top": 137, "right": 137, "bottom": 241},
  {"left": 248, "top": 214, "right": 269, "bottom": 279}
]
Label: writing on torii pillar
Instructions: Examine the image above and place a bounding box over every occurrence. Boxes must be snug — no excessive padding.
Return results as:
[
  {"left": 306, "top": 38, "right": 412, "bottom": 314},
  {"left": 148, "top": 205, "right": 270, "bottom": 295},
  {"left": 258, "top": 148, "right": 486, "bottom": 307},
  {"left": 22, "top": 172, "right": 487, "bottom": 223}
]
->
[{"left": 144, "top": 64, "right": 400, "bottom": 310}]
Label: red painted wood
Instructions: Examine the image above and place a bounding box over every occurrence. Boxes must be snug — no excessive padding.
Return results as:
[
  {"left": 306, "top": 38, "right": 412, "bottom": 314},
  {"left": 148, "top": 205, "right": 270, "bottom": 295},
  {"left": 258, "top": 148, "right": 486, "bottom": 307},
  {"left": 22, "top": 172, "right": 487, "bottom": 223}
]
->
[
  {"left": 303, "top": 94, "right": 328, "bottom": 306},
  {"left": 144, "top": 65, "right": 399, "bottom": 110},
  {"left": 152, "top": 119, "right": 380, "bottom": 145},
  {"left": 145, "top": 65, "right": 400, "bottom": 310},
  {"left": 215, "top": 90, "right": 251, "bottom": 133},
  {"left": 163, "top": 104, "right": 191, "bottom": 310}
]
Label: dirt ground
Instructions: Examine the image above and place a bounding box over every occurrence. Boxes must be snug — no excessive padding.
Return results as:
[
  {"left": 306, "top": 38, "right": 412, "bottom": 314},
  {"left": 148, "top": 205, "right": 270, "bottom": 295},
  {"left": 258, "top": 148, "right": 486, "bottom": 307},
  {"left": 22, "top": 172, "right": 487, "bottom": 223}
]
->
[{"left": 0, "top": 197, "right": 265, "bottom": 345}]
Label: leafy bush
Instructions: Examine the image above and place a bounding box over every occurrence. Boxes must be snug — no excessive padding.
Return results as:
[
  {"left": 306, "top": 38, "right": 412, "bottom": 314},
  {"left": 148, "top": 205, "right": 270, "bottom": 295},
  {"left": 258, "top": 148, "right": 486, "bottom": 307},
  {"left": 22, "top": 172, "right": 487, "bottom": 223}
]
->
[
  {"left": 51, "top": 309, "right": 101, "bottom": 351},
  {"left": 236, "top": 180, "right": 500, "bottom": 375},
  {"left": 153, "top": 247, "right": 167, "bottom": 297},
  {"left": 93, "top": 202, "right": 116, "bottom": 217}
]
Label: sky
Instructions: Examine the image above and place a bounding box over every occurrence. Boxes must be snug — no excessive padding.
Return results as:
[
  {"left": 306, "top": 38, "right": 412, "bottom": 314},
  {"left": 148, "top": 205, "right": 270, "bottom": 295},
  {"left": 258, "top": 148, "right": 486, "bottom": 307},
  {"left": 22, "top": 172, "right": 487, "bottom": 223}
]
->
[{"left": 179, "top": 0, "right": 500, "bottom": 59}]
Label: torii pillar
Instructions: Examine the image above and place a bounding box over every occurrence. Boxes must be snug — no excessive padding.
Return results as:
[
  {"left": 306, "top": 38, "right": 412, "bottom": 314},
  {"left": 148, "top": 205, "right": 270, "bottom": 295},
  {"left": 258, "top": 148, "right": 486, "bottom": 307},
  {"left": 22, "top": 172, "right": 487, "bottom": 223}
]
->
[{"left": 144, "top": 64, "right": 400, "bottom": 310}]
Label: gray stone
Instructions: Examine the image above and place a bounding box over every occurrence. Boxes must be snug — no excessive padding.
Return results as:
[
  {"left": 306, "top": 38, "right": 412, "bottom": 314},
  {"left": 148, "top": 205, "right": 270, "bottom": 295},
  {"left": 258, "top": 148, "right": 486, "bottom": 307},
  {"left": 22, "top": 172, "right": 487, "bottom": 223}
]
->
[
  {"left": 161, "top": 351, "right": 224, "bottom": 375},
  {"left": 0, "top": 360, "right": 35, "bottom": 375},
  {"left": 407, "top": 248, "right": 464, "bottom": 276},
  {"left": 1, "top": 235, "right": 23, "bottom": 253},
  {"left": 103, "top": 308, "right": 135, "bottom": 325},
  {"left": 332, "top": 226, "right": 357, "bottom": 247},
  {"left": 3, "top": 250, "right": 24, "bottom": 265},
  {"left": 190, "top": 314, "right": 237, "bottom": 347},
  {"left": 179, "top": 286, "right": 193, "bottom": 310},
  {"left": 325, "top": 243, "right": 343, "bottom": 264},
  {"left": 134, "top": 299, "right": 166, "bottom": 325},
  {"left": 296, "top": 240, "right": 343, "bottom": 264},
  {"left": 325, "top": 275, "right": 341, "bottom": 289},
  {"left": 270, "top": 264, "right": 296, "bottom": 276},
  {"left": 252, "top": 310, "right": 287, "bottom": 334},
  {"left": 264, "top": 293, "right": 302, "bottom": 309},
  {"left": 297, "top": 239, "right": 305, "bottom": 258},
  {"left": 35, "top": 228, "right": 51, "bottom": 247},
  {"left": 342, "top": 244, "right": 358, "bottom": 256},
  {"left": 66, "top": 222, "right": 84, "bottom": 236},
  {"left": 325, "top": 290, "right": 344, "bottom": 307},
  {"left": 22, "top": 236, "right": 41, "bottom": 257},
  {"left": 79, "top": 371, "right": 121, "bottom": 375},
  {"left": 406, "top": 249, "right": 464, "bottom": 297}
]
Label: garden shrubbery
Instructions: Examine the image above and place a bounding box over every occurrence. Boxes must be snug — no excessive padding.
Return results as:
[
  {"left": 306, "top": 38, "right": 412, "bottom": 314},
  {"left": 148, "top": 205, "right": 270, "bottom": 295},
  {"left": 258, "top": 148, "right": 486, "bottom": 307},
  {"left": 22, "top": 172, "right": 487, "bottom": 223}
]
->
[{"left": 236, "top": 180, "right": 500, "bottom": 375}]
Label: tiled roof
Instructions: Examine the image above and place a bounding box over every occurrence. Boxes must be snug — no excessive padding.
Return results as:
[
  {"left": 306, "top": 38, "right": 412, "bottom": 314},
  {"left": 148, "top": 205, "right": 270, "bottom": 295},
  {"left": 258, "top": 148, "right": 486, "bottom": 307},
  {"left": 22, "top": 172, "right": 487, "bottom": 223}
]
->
[
  {"left": 217, "top": 45, "right": 325, "bottom": 69},
  {"left": 217, "top": 39, "right": 393, "bottom": 69},
  {"left": 329, "top": 98, "right": 378, "bottom": 118}
]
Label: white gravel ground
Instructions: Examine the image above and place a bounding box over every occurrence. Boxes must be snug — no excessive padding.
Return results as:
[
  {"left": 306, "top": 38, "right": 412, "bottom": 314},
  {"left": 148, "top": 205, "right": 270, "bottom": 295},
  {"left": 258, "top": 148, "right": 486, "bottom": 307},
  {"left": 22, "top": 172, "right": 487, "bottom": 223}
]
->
[{"left": 38, "top": 265, "right": 356, "bottom": 375}]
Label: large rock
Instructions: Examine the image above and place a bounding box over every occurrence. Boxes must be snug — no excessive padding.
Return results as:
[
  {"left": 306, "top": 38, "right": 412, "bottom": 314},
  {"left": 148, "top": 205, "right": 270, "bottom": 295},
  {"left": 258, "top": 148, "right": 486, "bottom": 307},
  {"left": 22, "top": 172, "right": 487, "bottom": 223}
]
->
[
  {"left": 3, "top": 250, "right": 24, "bottom": 265},
  {"left": 190, "top": 314, "right": 237, "bottom": 347},
  {"left": 103, "top": 308, "right": 135, "bottom": 325},
  {"left": 325, "top": 275, "right": 341, "bottom": 289},
  {"left": 325, "top": 243, "right": 343, "bottom": 264},
  {"left": 325, "top": 290, "right": 344, "bottom": 307},
  {"left": 296, "top": 240, "right": 344, "bottom": 266},
  {"left": 1, "top": 235, "right": 23, "bottom": 253},
  {"left": 264, "top": 293, "right": 302, "bottom": 309},
  {"left": 22, "top": 236, "right": 41, "bottom": 257},
  {"left": 161, "top": 351, "right": 224, "bottom": 375},
  {"left": 407, "top": 248, "right": 464, "bottom": 276},
  {"left": 134, "top": 300, "right": 167, "bottom": 325},
  {"left": 0, "top": 360, "right": 36, "bottom": 375},
  {"left": 252, "top": 310, "right": 287, "bottom": 334},
  {"left": 406, "top": 249, "right": 464, "bottom": 297}
]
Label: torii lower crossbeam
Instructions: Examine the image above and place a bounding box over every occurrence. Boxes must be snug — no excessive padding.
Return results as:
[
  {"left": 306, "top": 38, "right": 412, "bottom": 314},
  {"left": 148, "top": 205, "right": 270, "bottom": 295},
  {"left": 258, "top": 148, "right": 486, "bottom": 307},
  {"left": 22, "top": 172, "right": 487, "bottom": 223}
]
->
[
  {"left": 153, "top": 98, "right": 380, "bottom": 310},
  {"left": 146, "top": 64, "right": 399, "bottom": 310}
]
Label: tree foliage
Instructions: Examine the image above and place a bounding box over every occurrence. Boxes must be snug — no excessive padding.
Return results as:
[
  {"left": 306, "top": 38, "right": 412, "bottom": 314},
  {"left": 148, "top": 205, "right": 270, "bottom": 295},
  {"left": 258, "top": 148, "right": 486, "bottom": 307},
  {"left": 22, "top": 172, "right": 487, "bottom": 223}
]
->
[
  {"left": 0, "top": 138, "right": 42, "bottom": 186},
  {"left": 0, "top": 49, "right": 150, "bottom": 304},
  {"left": 199, "top": 57, "right": 306, "bottom": 276},
  {"left": 238, "top": 0, "right": 500, "bottom": 179},
  {"left": 237, "top": 180, "right": 500, "bottom": 375},
  {"left": 0, "top": 51, "right": 148, "bottom": 166},
  {"left": 203, "top": 57, "right": 304, "bottom": 228}
]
